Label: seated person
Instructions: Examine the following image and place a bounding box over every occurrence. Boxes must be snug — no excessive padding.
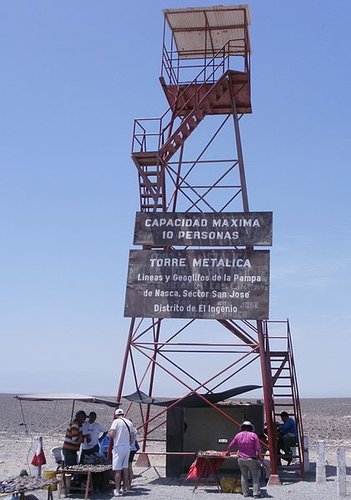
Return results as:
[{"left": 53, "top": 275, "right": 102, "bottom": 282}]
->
[{"left": 277, "top": 411, "right": 298, "bottom": 465}]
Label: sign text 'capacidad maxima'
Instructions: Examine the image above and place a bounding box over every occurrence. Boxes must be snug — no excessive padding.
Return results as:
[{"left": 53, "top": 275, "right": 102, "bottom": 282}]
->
[{"left": 133, "top": 212, "right": 272, "bottom": 247}]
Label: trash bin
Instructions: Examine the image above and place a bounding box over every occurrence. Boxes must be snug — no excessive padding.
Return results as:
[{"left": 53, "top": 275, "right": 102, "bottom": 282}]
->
[{"left": 42, "top": 470, "right": 57, "bottom": 491}]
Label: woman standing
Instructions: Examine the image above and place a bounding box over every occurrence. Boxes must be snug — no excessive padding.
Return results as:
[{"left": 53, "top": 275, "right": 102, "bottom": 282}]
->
[{"left": 226, "top": 420, "right": 263, "bottom": 498}]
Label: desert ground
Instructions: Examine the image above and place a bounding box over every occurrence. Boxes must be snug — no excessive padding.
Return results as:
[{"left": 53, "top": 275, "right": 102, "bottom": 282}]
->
[{"left": 0, "top": 395, "right": 350, "bottom": 499}]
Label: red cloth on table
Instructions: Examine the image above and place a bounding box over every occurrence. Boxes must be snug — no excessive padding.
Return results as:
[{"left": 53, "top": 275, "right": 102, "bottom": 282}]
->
[{"left": 186, "top": 455, "right": 225, "bottom": 479}]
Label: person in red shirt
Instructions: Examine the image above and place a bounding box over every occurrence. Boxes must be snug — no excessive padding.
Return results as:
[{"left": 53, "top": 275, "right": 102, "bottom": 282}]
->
[{"left": 226, "top": 420, "right": 263, "bottom": 498}]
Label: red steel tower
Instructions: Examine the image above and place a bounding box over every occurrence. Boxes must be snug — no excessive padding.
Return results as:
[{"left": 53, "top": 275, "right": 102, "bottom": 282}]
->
[{"left": 118, "top": 5, "right": 304, "bottom": 481}]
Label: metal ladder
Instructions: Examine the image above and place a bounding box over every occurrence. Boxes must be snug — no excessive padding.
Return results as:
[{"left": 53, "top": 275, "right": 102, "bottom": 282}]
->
[{"left": 266, "top": 320, "right": 304, "bottom": 479}]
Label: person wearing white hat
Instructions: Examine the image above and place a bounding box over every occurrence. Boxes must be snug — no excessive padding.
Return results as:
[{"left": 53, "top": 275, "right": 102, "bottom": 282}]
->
[
  {"left": 108, "top": 408, "right": 136, "bottom": 497},
  {"left": 226, "top": 421, "right": 263, "bottom": 498}
]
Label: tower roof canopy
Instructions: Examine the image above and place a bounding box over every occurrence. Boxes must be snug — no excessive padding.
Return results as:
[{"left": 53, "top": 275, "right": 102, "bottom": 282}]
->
[{"left": 163, "top": 4, "right": 250, "bottom": 59}]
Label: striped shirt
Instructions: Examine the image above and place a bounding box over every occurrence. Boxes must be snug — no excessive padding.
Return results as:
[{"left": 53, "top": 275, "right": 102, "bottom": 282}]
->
[{"left": 63, "top": 419, "right": 83, "bottom": 451}]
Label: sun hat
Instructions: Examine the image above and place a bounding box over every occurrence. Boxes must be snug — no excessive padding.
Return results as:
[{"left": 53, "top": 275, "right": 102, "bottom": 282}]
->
[
  {"left": 241, "top": 420, "right": 254, "bottom": 431},
  {"left": 115, "top": 408, "right": 124, "bottom": 416}
]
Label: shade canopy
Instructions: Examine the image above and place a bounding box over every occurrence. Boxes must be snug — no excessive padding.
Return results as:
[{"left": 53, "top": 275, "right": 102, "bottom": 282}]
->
[
  {"left": 15, "top": 392, "right": 119, "bottom": 407},
  {"left": 124, "top": 385, "right": 261, "bottom": 408},
  {"left": 163, "top": 5, "right": 250, "bottom": 59}
]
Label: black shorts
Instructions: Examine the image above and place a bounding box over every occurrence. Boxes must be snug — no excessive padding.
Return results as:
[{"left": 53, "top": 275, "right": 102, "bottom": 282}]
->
[{"left": 129, "top": 450, "right": 137, "bottom": 463}]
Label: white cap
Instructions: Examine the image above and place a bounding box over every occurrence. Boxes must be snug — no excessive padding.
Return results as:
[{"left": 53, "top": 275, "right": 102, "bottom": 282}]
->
[
  {"left": 115, "top": 408, "right": 124, "bottom": 416},
  {"left": 242, "top": 420, "right": 253, "bottom": 426}
]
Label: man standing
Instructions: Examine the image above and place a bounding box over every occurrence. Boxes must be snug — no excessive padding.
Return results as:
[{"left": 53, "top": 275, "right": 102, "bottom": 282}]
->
[
  {"left": 226, "top": 420, "right": 263, "bottom": 499},
  {"left": 81, "top": 411, "right": 107, "bottom": 464},
  {"left": 62, "top": 410, "right": 87, "bottom": 466},
  {"left": 108, "top": 408, "right": 135, "bottom": 497}
]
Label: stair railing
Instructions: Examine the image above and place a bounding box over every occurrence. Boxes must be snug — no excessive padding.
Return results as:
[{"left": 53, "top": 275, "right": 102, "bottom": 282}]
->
[
  {"left": 132, "top": 40, "right": 244, "bottom": 156},
  {"left": 161, "top": 39, "right": 248, "bottom": 86},
  {"left": 266, "top": 320, "right": 305, "bottom": 476},
  {"left": 286, "top": 322, "right": 305, "bottom": 473},
  {"left": 158, "top": 71, "right": 232, "bottom": 162}
]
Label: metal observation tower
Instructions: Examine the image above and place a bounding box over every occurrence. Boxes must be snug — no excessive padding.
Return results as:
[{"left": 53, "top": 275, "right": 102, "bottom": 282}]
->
[{"left": 118, "top": 5, "right": 304, "bottom": 481}]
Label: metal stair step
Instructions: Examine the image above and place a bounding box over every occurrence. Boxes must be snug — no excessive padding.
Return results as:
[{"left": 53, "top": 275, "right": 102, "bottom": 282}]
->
[
  {"left": 278, "top": 463, "right": 301, "bottom": 471},
  {"left": 201, "top": 99, "right": 212, "bottom": 113},
  {"left": 180, "top": 125, "right": 190, "bottom": 139},
  {"left": 274, "top": 406, "right": 295, "bottom": 412},
  {"left": 141, "top": 203, "right": 163, "bottom": 209},
  {"left": 273, "top": 397, "right": 293, "bottom": 401},
  {"left": 165, "top": 144, "right": 176, "bottom": 155},
  {"left": 188, "top": 117, "right": 197, "bottom": 130},
  {"left": 274, "top": 402, "right": 294, "bottom": 405},
  {"left": 195, "top": 109, "right": 204, "bottom": 121},
  {"left": 140, "top": 183, "right": 158, "bottom": 188},
  {"left": 141, "top": 193, "right": 162, "bottom": 199},
  {"left": 143, "top": 171, "right": 160, "bottom": 177},
  {"left": 208, "top": 93, "right": 217, "bottom": 105},
  {"left": 215, "top": 84, "right": 224, "bottom": 98},
  {"left": 274, "top": 397, "right": 293, "bottom": 406},
  {"left": 133, "top": 151, "right": 160, "bottom": 166},
  {"left": 174, "top": 134, "right": 184, "bottom": 146}
]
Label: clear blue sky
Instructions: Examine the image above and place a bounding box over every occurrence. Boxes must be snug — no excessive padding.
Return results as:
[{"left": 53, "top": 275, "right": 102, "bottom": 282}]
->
[{"left": 1, "top": 0, "right": 350, "bottom": 398}]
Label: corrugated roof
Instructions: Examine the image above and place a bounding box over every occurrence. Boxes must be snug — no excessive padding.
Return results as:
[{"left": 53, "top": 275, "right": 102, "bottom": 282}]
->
[{"left": 163, "top": 5, "right": 250, "bottom": 59}]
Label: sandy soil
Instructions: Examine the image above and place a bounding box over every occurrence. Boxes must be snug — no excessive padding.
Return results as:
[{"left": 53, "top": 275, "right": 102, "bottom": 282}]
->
[{"left": 0, "top": 395, "right": 351, "bottom": 499}]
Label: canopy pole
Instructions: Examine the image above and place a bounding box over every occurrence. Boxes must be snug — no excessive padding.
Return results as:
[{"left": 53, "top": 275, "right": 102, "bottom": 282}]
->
[
  {"left": 19, "top": 398, "right": 29, "bottom": 434},
  {"left": 70, "top": 400, "right": 76, "bottom": 422}
]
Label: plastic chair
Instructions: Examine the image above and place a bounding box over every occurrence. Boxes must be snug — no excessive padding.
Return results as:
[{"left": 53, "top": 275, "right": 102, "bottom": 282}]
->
[{"left": 51, "top": 446, "right": 63, "bottom": 469}]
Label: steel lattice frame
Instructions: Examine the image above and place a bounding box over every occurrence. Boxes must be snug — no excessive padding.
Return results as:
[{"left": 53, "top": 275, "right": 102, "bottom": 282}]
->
[{"left": 117, "top": 6, "right": 303, "bottom": 480}]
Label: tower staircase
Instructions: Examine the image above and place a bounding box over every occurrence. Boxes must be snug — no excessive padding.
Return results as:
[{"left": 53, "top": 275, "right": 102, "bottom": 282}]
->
[
  {"left": 131, "top": 41, "right": 250, "bottom": 213},
  {"left": 265, "top": 320, "right": 305, "bottom": 479}
]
